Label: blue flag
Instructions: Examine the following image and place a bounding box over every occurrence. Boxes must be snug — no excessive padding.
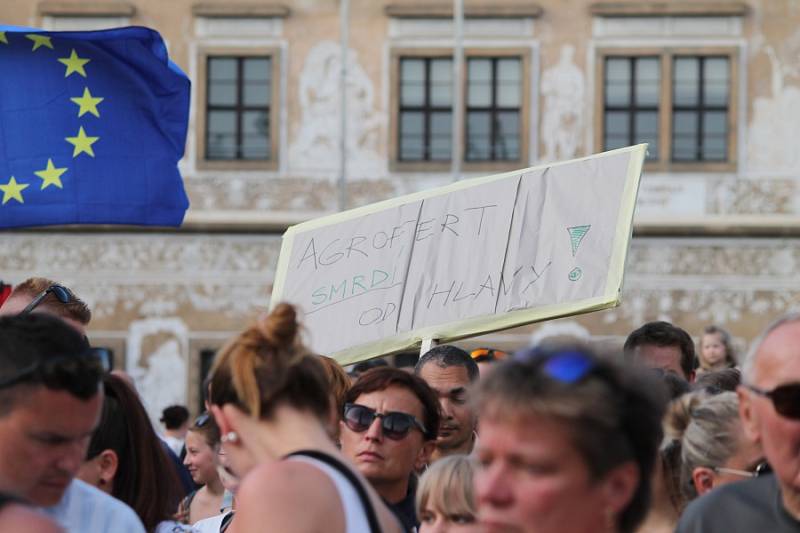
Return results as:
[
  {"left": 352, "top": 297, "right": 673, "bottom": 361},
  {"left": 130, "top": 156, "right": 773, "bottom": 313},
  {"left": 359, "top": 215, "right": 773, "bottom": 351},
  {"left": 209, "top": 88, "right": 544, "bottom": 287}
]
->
[{"left": 0, "top": 25, "right": 190, "bottom": 228}]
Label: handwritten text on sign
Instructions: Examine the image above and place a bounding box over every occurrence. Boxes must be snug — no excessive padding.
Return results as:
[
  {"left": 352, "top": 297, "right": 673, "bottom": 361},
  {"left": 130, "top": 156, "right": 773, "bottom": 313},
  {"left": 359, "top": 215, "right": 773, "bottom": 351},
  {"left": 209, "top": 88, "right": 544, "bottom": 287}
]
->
[{"left": 273, "top": 147, "right": 643, "bottom": 359}]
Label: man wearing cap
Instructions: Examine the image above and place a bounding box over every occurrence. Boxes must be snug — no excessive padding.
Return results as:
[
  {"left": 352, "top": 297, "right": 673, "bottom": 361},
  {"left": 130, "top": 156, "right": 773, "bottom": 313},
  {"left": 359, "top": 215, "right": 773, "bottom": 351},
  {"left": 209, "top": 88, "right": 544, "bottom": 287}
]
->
[
  {"left": 0, "top": 313, "right": 144, "bottom": 532},
  {"left": 677, "top": 312, "right": 800, "bottom": 531}
]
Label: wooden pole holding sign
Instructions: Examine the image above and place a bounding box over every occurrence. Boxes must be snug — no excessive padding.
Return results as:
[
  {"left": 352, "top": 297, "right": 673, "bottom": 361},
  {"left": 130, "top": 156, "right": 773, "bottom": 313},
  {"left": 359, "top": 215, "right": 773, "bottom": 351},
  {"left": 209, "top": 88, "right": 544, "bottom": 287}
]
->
[{"left": 420, "top": 338, "right": 438, "bottom": 357}]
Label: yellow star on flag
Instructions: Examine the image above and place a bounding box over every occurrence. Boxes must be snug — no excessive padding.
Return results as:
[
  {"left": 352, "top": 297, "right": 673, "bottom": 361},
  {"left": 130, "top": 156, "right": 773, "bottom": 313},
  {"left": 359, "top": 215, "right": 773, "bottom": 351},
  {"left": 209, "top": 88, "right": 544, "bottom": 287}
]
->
[
  {"left": 58, "top": 49, "right": 90, "bottom": 78},
  {"left": 0, "top": 177, "right": 29, "bottom": 205},
  {"left": 70, "top": 87, "right": 104, "bottom": 118},
  {"left": 0, "top": 32, "right": 7, "bottom": 45},
  {"left": 26, "top": 34, "right": 53, "bottom": 51},
  {"left": 65, "top": 127, "right": 99, "bottom": 157},
  {"left": 34, "top": 159, "right": 68, "bottom": 190}
]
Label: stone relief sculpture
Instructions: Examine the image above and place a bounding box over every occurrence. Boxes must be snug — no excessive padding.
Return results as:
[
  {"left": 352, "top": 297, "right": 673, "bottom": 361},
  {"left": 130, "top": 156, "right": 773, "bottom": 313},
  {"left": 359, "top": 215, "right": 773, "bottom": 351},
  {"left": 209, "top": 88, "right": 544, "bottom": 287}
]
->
[
  {"left": 748, "top": 29, "right": 800, "bottom": 172},
  {"left": 126, "top": 318, "right": 189, "bottom": 425},
  {"left": 541, "top": 45, "right": 585, "bottom": 161},
  {"left": 288, "top": 41, "right": 385, "bottom": 181}
]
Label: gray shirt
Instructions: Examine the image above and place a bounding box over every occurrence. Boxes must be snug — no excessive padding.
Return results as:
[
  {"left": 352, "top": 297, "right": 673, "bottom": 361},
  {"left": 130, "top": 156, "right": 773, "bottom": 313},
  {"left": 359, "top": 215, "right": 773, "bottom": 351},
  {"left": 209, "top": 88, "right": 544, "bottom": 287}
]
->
[{"left": 677, "top": 474, "right": 800, "bottom": 532}]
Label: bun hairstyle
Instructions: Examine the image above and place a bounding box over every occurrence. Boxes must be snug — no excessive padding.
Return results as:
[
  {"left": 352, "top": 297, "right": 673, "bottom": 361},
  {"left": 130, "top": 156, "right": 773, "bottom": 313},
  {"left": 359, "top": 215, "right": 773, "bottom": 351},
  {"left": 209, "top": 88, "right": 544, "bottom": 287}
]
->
[
  {"left": 662, "top": 391, "right": 741, "bottom": 501},
  {"left": 208, "top": 303, "right": 331, "bottom": 422}
]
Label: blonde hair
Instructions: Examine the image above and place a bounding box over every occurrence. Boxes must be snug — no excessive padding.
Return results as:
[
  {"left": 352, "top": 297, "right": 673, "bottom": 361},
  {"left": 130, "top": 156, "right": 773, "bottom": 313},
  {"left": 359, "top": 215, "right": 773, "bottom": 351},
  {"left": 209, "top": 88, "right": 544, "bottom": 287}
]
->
[
  {"left": 208, "top": 303, "right": 330, "bottom": 421},
  {"left": 317, "top": 355, "right": 350, "bottom": 415},
  {"left": 415, "top": 455, "right": 477, "bottom": 519},
  {"left": 663, "top": 391, "right": 741, "bottom": 501}
]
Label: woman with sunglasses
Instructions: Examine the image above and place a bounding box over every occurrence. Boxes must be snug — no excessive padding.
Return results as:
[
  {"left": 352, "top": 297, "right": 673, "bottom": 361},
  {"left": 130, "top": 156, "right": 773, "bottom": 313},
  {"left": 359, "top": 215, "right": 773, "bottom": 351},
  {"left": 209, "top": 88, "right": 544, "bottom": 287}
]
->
[
  {"left": 178, "top": 414, "right": 225, "bottom": 525},
  {"left": 206, "top": 303, "right": 403, "bottom": 533},
  {"left": 473, "top": 344, "right": 665, "bottom": 533}
]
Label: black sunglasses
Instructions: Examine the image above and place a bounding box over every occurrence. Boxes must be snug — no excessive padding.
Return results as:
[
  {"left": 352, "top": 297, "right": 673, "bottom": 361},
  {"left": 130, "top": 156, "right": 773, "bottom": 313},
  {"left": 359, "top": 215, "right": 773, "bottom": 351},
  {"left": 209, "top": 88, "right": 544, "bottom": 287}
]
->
[
  {"left": 19, "top": 284, "right": 73, "bottom": 315},
  {"left": 743, "top": 382, "right": 800, "bottom": 419},
  {"left": 0, "top": 347, "right": 110, "bottom": 390},
  {"left": 343, "top": 403, "right": 427, "bottom": 440}
]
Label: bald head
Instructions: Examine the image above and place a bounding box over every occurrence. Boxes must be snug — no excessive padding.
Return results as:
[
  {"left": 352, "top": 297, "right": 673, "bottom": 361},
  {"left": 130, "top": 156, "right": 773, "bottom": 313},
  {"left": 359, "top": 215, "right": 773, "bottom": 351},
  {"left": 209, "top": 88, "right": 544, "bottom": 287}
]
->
[{"left": 742, "top": 312, "right": 800, "bottom": 383}]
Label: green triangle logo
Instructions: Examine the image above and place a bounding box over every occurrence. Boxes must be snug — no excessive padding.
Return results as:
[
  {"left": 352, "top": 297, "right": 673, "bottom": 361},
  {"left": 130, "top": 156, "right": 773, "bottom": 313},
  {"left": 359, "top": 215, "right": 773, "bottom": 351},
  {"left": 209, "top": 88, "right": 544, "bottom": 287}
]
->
[{"left": 567, "top": 225, "right": 591, "bottom": 256}]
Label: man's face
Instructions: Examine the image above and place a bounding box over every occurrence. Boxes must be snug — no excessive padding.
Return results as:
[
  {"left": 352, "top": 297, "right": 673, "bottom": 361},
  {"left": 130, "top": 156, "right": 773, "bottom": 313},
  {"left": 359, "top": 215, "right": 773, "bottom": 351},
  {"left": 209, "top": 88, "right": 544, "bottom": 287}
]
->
[
  {"left": 739, "top": 320, "right": 800, "bottom": 496},
  {"left": 0, "top": 386, "right": 102, "bottom": 505},
  {"left": 475, "top": 414, "right": 615, "bottom": 533},
  {"left": 0, "top": 296, "right": 85, "bottom": 335},
  {"left": 633, "top": 344, "right": 690, "bottom": 381},
  {"left": 340, "top": 385, "right": 432, "bottom": 492},
  {"left": 418, "top": 363, "right": 475, "bottom": 454}
]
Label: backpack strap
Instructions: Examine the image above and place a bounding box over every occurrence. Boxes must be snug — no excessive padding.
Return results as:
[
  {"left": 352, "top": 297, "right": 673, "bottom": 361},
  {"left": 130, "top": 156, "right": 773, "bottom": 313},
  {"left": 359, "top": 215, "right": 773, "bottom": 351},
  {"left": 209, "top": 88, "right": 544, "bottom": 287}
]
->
[{"left": 285, "top": 450, "right": 382, "bottom": 533}]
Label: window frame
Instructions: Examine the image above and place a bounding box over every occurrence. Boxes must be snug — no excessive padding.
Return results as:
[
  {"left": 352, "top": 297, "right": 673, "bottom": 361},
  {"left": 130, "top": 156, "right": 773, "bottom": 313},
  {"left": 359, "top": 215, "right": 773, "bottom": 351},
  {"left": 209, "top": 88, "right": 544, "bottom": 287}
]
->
[
  {"left": 390, "top": 47, "right": 530, "bottom": 173},
  {"left": 196, "top": 46, "right": 281, "bottom": 171},
  {"left": 595, "top": 47, "right": 738, "bottom": 172}
]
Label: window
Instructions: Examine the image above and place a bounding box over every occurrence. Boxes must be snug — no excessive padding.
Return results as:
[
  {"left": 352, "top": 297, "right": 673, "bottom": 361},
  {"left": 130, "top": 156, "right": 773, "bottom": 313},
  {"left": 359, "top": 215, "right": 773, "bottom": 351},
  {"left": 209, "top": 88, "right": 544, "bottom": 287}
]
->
[
  {"left": 197, "top": 49, "right": 280, "bottom": 170},
  {"left": 391, "top": 49, "right": 529, "bottom": 171},
  {"left": 398, "top": 57, "right": 453, "bottom": 161},
  {"left": 466, "top": 57, "right": 522, "bottom": 161},
  {"left": 597, "top": 49, "right": 736, "bottom": 170}
]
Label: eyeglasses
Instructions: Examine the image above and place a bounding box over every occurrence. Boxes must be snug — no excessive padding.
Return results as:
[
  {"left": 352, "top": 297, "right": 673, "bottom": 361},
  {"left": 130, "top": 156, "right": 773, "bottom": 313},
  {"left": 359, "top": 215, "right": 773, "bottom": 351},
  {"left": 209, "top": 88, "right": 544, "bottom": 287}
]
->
[
  {"left": 743, "top": 382, "right": 800, "bottom": 419},
  {"left": 471, "top": 348, "right": 509, "bottom": 363},
  {"left": 0, "top": 347, "right": 110, "bottom": 389},
  {"left": 343, "top": 403, "right": 428, "bottom": 440},
  {"left": 19, "top": 284, "right": 73, "bottom": 316},
  {"left": 713, "top": 461, "right": 772, "bottom": 478}
]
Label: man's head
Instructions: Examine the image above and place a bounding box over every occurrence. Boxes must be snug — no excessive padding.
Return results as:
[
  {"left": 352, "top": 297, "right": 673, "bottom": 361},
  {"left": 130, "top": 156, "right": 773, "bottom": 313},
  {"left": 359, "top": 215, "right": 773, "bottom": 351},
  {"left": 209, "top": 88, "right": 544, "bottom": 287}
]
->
[
  {"left": 160, "top": 405, "right": 190, "bottom": 434},
  {"left": 0, "top": 314, "right": 104, "bottom": 505},
  {"left": 738, "top": 313, "right": 800, "bottom": 511},
  {"left": 340, "top": 367, "right": 440, "bottom": 502},
  {"left": 0, "top": 278, "right": 91, "bottom": 335},
  {"left": 624, "top": 321, "right": 696, "bottom": 381},
  {"left": 415, "top": 345, "right": 479, "bottom": 457}
]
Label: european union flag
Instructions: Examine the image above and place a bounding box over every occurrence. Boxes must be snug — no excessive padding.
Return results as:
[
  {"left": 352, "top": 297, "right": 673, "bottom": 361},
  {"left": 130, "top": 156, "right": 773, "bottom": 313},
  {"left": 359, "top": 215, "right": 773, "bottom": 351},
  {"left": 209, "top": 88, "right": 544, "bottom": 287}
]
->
[{"left": 0, "top": 25, "right": 190, "bottom": 228}]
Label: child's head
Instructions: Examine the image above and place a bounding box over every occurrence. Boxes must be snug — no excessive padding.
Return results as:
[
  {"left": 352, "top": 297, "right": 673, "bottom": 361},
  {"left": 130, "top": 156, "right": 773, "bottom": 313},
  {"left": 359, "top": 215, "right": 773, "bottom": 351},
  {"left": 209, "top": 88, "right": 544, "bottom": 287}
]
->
[{"left": 699, "top": 326, "right": 736, "bottom": 369}]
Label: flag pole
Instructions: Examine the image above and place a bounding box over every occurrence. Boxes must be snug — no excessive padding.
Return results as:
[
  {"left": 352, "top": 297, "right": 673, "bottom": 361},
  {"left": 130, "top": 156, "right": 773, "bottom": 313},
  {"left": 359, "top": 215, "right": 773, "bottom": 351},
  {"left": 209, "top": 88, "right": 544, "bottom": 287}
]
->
[
  {"left": 420, "top": 338, "right": 439, "bottom": 356},
  {"left": 451, "top": 0, "right": 464, "bottom": 182},
  {"left": 338, "top": 0, "right": 350, "bottom": 211}
]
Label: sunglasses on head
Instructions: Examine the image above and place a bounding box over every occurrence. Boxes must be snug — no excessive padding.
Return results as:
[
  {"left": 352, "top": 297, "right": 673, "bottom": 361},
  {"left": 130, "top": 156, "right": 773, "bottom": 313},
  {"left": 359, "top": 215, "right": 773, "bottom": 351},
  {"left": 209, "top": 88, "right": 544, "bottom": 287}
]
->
[
  {"left": 713, "top": 461, "right": 772, "bottom": 479},
  {"left": 743, "top": 382, "right": 800, "bottom": 419},
  {"left": 194, "top": 413, "right": 211, "bottom": 427},
  {"left": 516, "top": 348, "right": 598, "bottom": 384},
  {"left": 471, "top": 348, "right": 509, "bottom": 363},
  {"left": 19, "top": 284, "right": 73, "bottom": 316},
  {"left": 343, "top": 403, "right": 428, "bottom": 440}
]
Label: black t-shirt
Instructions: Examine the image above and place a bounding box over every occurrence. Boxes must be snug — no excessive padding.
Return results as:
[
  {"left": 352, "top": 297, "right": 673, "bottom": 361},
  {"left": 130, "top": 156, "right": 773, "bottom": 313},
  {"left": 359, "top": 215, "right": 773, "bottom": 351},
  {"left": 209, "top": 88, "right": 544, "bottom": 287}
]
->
[
  {"left": 677, "top": 474, "right": 800, "bottom": 532},
  {"left": 385, "top": 476, "right": 418, "bottom": 533}
]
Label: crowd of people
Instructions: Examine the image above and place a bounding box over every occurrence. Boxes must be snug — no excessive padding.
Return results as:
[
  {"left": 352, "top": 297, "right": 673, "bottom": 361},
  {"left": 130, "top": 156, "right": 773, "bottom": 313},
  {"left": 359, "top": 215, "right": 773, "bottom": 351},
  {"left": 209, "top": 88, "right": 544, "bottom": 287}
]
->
[{"left": 0, "top": 276, "right": 798, "bottom": 532}]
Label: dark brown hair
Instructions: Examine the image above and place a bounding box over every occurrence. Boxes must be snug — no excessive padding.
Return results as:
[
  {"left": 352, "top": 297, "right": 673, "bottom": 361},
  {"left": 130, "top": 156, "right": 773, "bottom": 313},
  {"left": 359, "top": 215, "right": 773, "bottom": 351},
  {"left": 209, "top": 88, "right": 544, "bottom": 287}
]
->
[
  {"left": 10, "top": 277, "right": 91, "bottom": 325},
  {"left": 86, "top": 374, "right": 183, "bottom": 531},
  {"left": 208, "top": 303, "right": 330, "bottom": 422},
  {"left": 346, "top": 367, "right": 441, "bottom": 441},
  {"left": 624, "top": 321, "right": 696, "bottom": 378}
]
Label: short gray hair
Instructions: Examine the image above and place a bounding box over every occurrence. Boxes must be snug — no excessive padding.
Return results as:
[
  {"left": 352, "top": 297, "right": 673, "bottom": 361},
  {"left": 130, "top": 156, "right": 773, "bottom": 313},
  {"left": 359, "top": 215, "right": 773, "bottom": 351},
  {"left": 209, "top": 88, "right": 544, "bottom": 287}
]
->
[{"left": 741, "top": 311, "right": 800, "bottom": 381}]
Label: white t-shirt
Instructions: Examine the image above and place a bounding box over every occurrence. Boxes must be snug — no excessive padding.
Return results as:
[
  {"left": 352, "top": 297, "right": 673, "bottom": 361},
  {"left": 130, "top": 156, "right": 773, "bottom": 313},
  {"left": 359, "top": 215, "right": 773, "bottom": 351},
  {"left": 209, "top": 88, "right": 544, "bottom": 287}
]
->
[
  {"left": 42, "top": 478, "right": 145, "bottom": 533},
  {"left": 193, "top": 512, "right": 231, "bottom": 533},
  {"left": 163, "top": 435, "right": 184, "bottom": 457}
]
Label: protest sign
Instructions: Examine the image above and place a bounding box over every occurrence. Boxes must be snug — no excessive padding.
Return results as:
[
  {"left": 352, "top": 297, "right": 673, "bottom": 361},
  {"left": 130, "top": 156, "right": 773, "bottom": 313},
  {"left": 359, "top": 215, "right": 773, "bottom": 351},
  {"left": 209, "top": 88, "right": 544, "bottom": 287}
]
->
[{"left": 271, "top": 145, "right": 646, "bottom": 364}]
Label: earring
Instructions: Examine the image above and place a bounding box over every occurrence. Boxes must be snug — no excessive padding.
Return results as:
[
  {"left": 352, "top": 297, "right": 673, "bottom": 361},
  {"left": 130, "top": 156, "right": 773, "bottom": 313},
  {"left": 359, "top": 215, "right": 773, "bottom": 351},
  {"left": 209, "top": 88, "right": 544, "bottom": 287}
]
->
[{"left": 221, "top": 431, "right": 239, "bottom": 444}]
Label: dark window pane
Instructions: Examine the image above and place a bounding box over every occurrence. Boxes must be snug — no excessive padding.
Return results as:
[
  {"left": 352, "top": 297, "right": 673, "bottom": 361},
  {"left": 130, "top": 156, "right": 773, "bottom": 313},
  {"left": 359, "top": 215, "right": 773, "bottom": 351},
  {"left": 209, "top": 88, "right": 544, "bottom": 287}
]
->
[
  {"left": 430, "top": 58, "right": 453, "bottom": 106},
  {"left": 605, "top": 58, "right": 631, "bottom": 106},
  {"left": 400, "top": 59, "right": 425, "bottom": 106},
  {"left": 466, "top": 111, "right": 491, "bottom": 160},
  {"left": 674, "top": 57, "right": 699, "bottom": 106},
  {"left": 208, "top": 58, "right": 237, "bottom": 106},
  {"left": 673, "top": 110, "right": 699, "bottom": 160},
  {"left": 243, "top": 58, "right": 271, "bottom": 106},
  {"left": 704, "top": 57, "right": 729, "bottom": 106},
  {"left": 635, "top": 111, "right": 658, "bottom": 159},
  {"left": 495, "top": 111, "right": 520, "bottom": 160},
  {"left": 430, "top": 111, "right": 452, "bottom": 160},
  {"left": 635, "top": 57, "right": 660, "bottom": 106},
  {"left": 605, "top": 111, "right": 630, "bottom": 139},
  {"left": 399, "top": 111, "right": 424, "bottom": 160},
  {"left": 467, "top": 58, "right": 492, "bottom": 107},
  {"left": 702, "top": 110, "right": 727, "bottom": 160},
  {"left": 207, "top": 110, "right": 237, "bottom": 159},
  {"left": 241, "top": 111, "right": 269, "bottom": 159}
]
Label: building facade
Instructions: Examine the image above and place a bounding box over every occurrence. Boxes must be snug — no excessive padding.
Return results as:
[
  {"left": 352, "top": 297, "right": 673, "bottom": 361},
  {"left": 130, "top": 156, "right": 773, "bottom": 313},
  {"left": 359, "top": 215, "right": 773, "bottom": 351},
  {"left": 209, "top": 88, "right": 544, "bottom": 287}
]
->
[{"left": 1, "top": 0, "right": 799, "bottom": 415}]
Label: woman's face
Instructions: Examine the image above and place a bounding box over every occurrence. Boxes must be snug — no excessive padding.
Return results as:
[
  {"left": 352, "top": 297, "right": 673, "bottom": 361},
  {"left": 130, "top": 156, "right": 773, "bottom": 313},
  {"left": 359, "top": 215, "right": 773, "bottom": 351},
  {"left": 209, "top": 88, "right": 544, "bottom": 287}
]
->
[
  {"left": 183, "top": 431, "right": 218, "bottom": 485},
  {"left": 475, "top": 414, "right": 624, "bottom": 533},
  {"left": 700, "top": 333, "right": 727, "bottom": 367},
  {"left": 419, "top": 499, "right": 483, "bottom": 533}
]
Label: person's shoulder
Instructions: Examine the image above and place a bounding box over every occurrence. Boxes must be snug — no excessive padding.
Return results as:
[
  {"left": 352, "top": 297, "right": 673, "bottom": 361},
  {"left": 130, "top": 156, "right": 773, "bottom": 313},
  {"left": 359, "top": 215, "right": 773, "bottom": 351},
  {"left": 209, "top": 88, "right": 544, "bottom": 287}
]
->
[
  {"left": 677, "top": 476, "right": 775, "bottom": 532},
  {"left": 69, "top": 479, "right": 145, "bottom": 531}
]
